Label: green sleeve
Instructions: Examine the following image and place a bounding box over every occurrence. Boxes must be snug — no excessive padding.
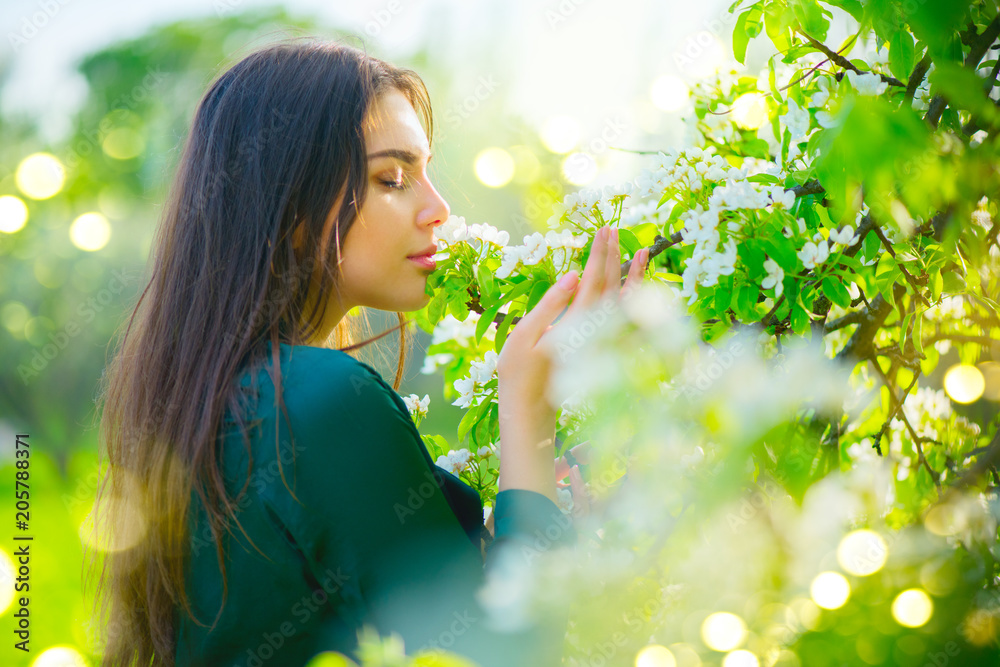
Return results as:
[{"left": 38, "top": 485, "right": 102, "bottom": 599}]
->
[{"left": 261, "top": 350, "right": 576, "bottom": 667}]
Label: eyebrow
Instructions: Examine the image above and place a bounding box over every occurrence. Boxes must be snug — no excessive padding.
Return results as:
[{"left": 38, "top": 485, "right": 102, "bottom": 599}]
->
[{"left": 367, "top": 148, "right": 432, "bottom": 165}]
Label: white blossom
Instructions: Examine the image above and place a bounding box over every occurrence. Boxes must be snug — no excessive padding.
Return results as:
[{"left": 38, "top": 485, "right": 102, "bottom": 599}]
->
[
  {"left": 436, "top": 449, "right": 472, "bottom": 475},
  {"left": 829, "top": 225, "right": 860, "bottom": 246},
  {"left": 521, "top": 232, "right": 549, "bottom": 265},
  {"left": 768, "top": 186, "right": 796, "bottom": 210},
  {"left": 470, "top": 350, "right": 499, "bottom": 383},
  {"left": 780, "top": 99, "right": 811, "bottom": 140},
  {"left": 402, "top": 393, "right": 430, "bottom": 421},
  {"left": 700, "top": 240, "right": 738, "bottom": 287},
  {"left": 435, "top": 215, "right": 470, "bottom": 244},
  {"left": 809, "top": 76, "right": 833, "bottom": 108},
  {"left": 762, "top": 257, "right": 785, "bottom": 298},
  {"left": 496, "top": 246, "right": 524, "bottom": 279},
  {"left": 797, "top": 240, "right": 830, "bottom": 270},
  {"left": 452, "top": 376, "right": 477, "bottom": 408},
  {"left": 468, "top": 222, "right": 510, "bottom": 248},
  {"left": 846, "top": 70, "right": 888, "bottom": 97}
]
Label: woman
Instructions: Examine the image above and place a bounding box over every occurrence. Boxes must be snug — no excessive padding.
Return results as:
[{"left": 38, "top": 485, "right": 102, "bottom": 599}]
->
[{"left": 89, "top": 39, "right": 648, "bottom": 667}]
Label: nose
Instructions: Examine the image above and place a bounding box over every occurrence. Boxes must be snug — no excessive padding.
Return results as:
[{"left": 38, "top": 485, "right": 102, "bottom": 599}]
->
[{"left": 418, "top": 176, "right": 450, "bottom": 229}]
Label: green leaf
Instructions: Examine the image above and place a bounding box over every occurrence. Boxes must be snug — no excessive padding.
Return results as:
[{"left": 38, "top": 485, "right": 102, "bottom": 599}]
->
[
  {"left": 790, "top": 302, "right": 810, "bottom": 335},
  {"left": 476, "top": 262, "right": 497, "bottom": 301},
  {"left": 428, "top": 290, "right": 448, "bottom": 324},
  {"left": 902, "top": 0, "right": 970, "bottom": 56},
  {"left": 525, "top": 279, "right": 552, "bottom": 313},
  {"left": 888, "top": 31, "right": 915, "bottom": 82},
  {"left": 792, "top": 0, "right": 829, "bottom": 41},
  {"left": 733, "top": 5, "right": 765, "bottom": 64},
  {"left": 822, "top": 276, "right": 852, "bottom": 309},
  {"left": 494, "top": 308, "right": 518, "bottom": 354},
  {"left": 630, "top": 222, "right": 659, "bottom": 247},
  {"left": 617, "top": 228, "right": 641, "bottom": 256},
  {"left": 735, "top": 282, "right": 758, "bottom": 319},
  {"left": 475, "top": 302, "right": 502, "bottom": 344},
  {"left": 764, "top": 2, "right": 793, "bottom": 53},
  {"left": 458, "top": 395, "right": 493, "bottom": 443},
  {"left": 862, "top": 230, "right": 880, "bottom": 264}
]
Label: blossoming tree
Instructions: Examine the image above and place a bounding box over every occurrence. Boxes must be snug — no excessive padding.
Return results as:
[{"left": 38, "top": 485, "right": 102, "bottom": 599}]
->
[{"left": 358, "top": 0, "right": 1000, "bottom": 665}]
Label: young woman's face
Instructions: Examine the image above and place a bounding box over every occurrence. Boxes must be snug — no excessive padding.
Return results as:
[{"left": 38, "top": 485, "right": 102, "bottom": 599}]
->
[{"left": 337, "top": 87, "right": 449, "bottom": 315}]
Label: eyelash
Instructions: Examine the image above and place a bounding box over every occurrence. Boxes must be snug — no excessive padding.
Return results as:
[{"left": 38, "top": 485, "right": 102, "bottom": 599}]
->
[{"left": 378, "top": 175, "right": 407, "bottom": 191}]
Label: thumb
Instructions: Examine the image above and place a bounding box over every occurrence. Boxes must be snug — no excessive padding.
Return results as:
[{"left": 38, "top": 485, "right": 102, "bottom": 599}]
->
[{"left": 518, "top": 271, "right": 579, "bottom": 346}]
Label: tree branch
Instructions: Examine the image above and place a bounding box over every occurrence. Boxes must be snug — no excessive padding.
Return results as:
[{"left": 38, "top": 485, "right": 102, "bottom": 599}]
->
[{"left": 799, "top": 32, "right": 905, "bottom": 88}]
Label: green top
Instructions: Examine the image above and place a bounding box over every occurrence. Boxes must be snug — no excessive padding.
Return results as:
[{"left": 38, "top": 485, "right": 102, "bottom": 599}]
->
[{"left": 175, "top": 343, "right": 576, "bottom": 667}]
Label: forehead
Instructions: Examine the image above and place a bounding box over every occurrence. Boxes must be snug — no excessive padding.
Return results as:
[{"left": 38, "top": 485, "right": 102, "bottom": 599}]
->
[{"left": 364, "top": 88, "right": 429, "bottom": 154}]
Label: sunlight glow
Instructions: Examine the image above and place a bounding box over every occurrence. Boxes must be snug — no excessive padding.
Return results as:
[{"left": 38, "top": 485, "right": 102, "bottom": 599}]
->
[
  {"left": 69, "top": 212, "right": 112, "bottom": 252},
  {"left": 31, "top": 646, "right": 89, "bottom": 667},
  {"left": 474, "top": 148, "right": 515, "bottom": 188},
  {"left": 701, "top": 612, "right": 747, "bottom": 652},
  {"left": 810, "top": 571, "right": 851, "bottom": 610},
  {"left": 944, "top": 364, "right": 985, "bottom": 404},
  {"left": 892, "top": 589, "right": 933, "bottom": 628},
  {"left": 635, "top": 644, "right": 676, "bottom": 667},
  {"left": 731, "top": 93, "right": 768, "bottom": 130},
  {"left": 722, "top": 650, "right": 759, "bottom": 667},
  {"left": 837, "top": 529, "right": 888, "bottom": 576},
  {"left": 16, "top": 153, "right": 65, "bottom": 200},
  {"left": 0, "top": 195, "right": 29, "bottom": 233},
  {"left": 0, "top": 548, "right": 16, "bottom": 615}
]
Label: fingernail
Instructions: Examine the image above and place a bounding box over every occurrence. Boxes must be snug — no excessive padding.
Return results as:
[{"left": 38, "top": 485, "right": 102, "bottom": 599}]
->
[{"left": 557, "top": 271, "right": 578, "bottom": 290}]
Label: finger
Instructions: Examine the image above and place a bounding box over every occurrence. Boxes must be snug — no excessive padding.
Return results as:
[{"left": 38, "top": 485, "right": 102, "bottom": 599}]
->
[
  {"left": 602, "top": 227, "right": 621, "bottom": 298},
  {"left": 622, "top": 248, "right": 648, "bottom": 296},
  {"left": 572, "top": 226, "right": 609, "bottom": 312},
  {"left": 569, "top": 441, "right": 591, "bottom": 465},
  {"left": 569, "top": 465, "right": 590, "bottom": 517},
  {"left": 511, "top": 269, "right": 580, "bottom": 346}
]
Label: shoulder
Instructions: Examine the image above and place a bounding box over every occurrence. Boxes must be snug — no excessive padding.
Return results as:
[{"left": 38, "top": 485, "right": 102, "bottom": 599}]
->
[{"left": 260, "top": 343, "right": 415, "bottom": 443}]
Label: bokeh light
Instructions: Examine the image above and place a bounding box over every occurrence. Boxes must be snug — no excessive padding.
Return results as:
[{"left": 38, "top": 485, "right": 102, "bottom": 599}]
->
[
  {"left": 701, "top": 612, "right": 748, "bottom": 652},
  {"left": 562, "top": 152, "right": 598, "bottom": 186},
  {"left": 304, "top": 652, "right": 358, "bottom": 667},
  {"left": 540, "top": 115, "right": 581, "bottom": 153},
  {"left": 69, "top": 212, "right": 112, "bottom": 251},
  {"left": 0, "top": 548, "right": 16, "bottom": 615},
  {"left": 837, "top": 529, "right": 888, "bottom": 576},
  {"left": 635, "top": 644, "right": 676, "bottom": 667},
  {"left": 78, "top": 470, "right": 148, "bottom": 553},
  {"left": 731, "top": 93, "right": 768, "bottom": 130},
  {"left": 473, "top": 147, "right": 515, "bottom": 188},
  {"left": 31, "top": 646, "right": 89, "bottom": 667},
  {"left": 723, "top": 650, "right": 759, "bottom": 667},
  {"left": 892, "top": 589, "right": 933, "bottom": 628},
  {"left": 102, "top": 127, "right": 146, "bottom": 160},
  {"left": 650, "top": 75, "right": 690, "bottom": 112},
  {"left": 0, "top": 195, "right": 29, "bottom": 233},
  {"left": 943, "top": 364, "right": 985, "bottom": 404},
  {"left": 810, "top": 571, "right": 851, "bottom": 610},
  {"left": 16, "top": 153, "right": 66, "bottom": 200}
]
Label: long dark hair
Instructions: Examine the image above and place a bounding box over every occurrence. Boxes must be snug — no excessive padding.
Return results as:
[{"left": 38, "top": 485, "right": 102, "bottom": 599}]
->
[{"left": 87, "top": 38, "right": 434, "bottom": 666}]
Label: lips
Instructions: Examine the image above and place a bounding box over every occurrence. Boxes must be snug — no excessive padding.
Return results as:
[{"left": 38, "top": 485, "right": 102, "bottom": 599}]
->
[{"left": 407, "top": 244, "right": 438, "bottom": 259}]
